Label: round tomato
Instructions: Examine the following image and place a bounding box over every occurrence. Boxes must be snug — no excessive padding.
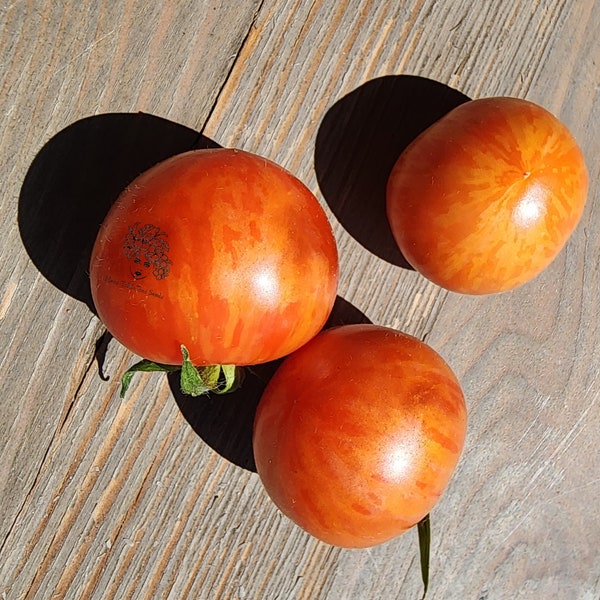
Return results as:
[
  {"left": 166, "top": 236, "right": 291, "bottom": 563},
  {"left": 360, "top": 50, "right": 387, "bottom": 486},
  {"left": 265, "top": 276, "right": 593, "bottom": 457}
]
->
[
  {"left": 253, "top": 324, "right": 467, "bottom": 548},
  {"left": 89, "top": 148, "right": 339, "bottom": 366},
  {"left": 386, "top": 97, "right": 588, "bottom": 294}
]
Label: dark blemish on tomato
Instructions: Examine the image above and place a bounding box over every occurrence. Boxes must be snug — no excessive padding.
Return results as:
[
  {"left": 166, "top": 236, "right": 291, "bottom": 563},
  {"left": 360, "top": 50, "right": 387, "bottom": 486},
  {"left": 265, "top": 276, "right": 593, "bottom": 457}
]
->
[{"left": 123, "top": 222, "right": 172, "bottom": 280}]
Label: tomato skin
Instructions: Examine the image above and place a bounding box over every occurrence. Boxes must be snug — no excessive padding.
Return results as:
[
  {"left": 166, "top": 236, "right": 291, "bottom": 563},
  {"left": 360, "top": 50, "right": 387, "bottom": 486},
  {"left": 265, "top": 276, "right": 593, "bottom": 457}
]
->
[
  {"left": 253, "top": 324, "right": 467, "bottom": 548},
  {"left": 89, "top": 149, "right": 339, "bottom": 366},
  {"left": 386, "top": 97, "right": 588, "bottom": 294}
]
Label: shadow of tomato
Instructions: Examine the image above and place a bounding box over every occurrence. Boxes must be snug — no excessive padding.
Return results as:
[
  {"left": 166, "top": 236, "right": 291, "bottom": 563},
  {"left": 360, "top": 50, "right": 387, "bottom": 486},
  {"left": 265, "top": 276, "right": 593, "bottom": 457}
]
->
[
  {"left": 172, "top": 296, "right": 371, "bottom": 472},
  {"left": 314, "top": 74, "right": 470, "bottom": 267},
  {"left": 18, "top": 112, "right": 219, "bottom": 314}
]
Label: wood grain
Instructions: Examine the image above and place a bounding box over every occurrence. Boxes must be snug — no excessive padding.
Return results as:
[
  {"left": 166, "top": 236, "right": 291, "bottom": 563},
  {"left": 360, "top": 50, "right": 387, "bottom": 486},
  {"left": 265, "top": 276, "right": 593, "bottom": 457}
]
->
[{"left": 1, "top": 0, "right": 598, "bottom": 598}]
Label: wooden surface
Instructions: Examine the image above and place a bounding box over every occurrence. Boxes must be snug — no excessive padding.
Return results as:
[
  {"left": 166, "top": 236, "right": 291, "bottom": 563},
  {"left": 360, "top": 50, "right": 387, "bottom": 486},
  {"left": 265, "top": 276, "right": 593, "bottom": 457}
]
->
[{"left": 1, "top": 1, "right": 598, "bottom": 598}]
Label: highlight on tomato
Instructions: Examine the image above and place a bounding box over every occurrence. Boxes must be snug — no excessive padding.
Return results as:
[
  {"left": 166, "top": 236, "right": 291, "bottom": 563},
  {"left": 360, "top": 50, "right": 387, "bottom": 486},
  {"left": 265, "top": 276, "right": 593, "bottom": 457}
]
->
[
  {"left": 89, "top": 148, "right": 339, "bottom": 394},
  {"left": 253, "top": 324, "right": 467, "bottom": 549},
  {"left": 386, "top": 97, "right": 588, "bottom": 294}
]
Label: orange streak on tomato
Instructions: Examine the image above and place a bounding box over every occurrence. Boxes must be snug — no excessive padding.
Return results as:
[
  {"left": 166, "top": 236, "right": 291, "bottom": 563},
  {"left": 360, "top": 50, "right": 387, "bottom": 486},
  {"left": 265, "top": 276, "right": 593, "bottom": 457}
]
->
[
  {"left": 253, "top": 325, "right": 467, "bottom": 548},
  {"left": 386, "top": 97, "right": 588, "bottom": 294}
]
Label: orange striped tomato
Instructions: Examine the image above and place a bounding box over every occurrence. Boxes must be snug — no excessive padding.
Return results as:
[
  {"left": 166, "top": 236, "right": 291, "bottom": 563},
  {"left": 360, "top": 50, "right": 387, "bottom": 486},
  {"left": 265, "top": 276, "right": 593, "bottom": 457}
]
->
[
  {"left": 253, "top": 324, "right": 467, "bottom": 548},
  {"left": 386, "top": 97, "right": 588, "bottom": 294},
  {"left": 90, "top": 149, "right": 338, "bottom": 367}
]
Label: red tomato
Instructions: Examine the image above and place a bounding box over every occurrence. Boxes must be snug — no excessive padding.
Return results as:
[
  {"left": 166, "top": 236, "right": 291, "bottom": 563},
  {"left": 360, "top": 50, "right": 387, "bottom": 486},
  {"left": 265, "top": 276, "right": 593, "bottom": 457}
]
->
[
  {"left": 90, "top": 149, "right": 339, "bottom": 366},
  {"left": 253, "top": 324, "right": 467, "bottom": 548},
  {"left": 386, "top": 97, "right": 588, "bottom": 294}
]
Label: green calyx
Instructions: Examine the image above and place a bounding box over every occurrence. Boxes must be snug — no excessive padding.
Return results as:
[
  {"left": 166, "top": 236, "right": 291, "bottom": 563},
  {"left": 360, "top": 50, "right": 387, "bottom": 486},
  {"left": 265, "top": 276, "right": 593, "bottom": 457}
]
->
[{"left": 120, "top": 344, "right": 244, "bottom": 398}]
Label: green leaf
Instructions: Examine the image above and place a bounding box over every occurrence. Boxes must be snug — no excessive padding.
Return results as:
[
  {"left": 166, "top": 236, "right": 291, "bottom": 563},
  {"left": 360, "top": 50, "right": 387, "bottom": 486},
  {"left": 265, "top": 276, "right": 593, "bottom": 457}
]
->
[
  {"left": 119, "top": 346, "right": 246, "bottom": 399},
  {"left": 120, "top": 359, "right": 179, "bottom": 398},
  {"left": 180, "top": 345, "right": 215, "bottom": 396},
  {"left": 418, "top": 513, "right": 431, "bottom": 599},
  {"left": 179, "top": 345, "right": 245, "bottom": 396},
  {"left": 213, "top": 364, "right": 245, "bottom": 394}
]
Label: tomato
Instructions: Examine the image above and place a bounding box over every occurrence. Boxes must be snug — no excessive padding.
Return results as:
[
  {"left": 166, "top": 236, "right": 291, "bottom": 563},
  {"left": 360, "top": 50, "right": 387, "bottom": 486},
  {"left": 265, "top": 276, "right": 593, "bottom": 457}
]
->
[
  {"left": 386, "top": 97, "right": 588, "bottom": 294},
  {"left": 253, "top": 324, "right": 467, "bottom": 548},
  {"left": 89, "top": 148, "right": 339, "bottom": 367}
]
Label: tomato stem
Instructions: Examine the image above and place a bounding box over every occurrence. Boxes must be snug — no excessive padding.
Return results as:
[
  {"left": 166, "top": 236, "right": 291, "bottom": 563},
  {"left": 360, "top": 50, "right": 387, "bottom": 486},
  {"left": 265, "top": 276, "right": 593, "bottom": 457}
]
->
[
  {"left": 180, "top": 345, "right": 244, "bottom": 396},
  {"left": 418, "top": 513, "right": 431, "bottom": 599},
  {"left": 119, "top": 345, "right": 244, "bottom": 398}
]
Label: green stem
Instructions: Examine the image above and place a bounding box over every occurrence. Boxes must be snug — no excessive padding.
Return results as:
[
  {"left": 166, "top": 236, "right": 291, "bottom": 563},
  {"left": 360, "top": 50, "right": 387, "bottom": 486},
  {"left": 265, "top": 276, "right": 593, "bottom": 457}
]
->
[
  {"left": 418, "top": 513, "right": 431, "bottom": 599},
  {"left": 120, "top": 345, "right": 244, "bottom": 398}
]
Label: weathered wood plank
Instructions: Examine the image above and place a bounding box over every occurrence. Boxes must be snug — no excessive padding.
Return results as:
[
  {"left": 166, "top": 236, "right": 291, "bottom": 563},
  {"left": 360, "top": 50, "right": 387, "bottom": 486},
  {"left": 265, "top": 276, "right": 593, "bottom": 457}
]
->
[
  {"left": 0, "top": 1, "right": 263, "bottom": 598},
  {"left": 1, "top": 0, "right": 598, "bottom": 599}
]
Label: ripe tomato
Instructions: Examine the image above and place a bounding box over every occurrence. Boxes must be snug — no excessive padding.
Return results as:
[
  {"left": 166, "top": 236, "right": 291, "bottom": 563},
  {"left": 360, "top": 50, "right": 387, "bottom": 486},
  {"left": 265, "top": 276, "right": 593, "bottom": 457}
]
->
[
  {"left": 90, "top": 148, "right": 339, "bottom": 366},
  {"left": 386, "top": 97, "right": 588, "bottom": 294},
  {"left": 253, "top": 324, "right": 467, "bottom": 548}
]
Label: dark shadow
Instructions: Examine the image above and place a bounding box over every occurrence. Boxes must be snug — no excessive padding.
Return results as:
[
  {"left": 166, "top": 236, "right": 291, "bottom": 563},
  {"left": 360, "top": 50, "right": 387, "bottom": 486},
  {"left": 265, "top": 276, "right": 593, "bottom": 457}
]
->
[
  {"left": 314, "top": 75, "right": 470, "bottom": 267},
  {"left": 93, "top": 330, "right": 113, "bottom": 382},
  {"left": 322, "top": 294, "right": 371, "bottom": 330},
  {"left": 172, "top": 295, "right": 371, "bottom": 471},
  {"left": 18, "top": 112, "right": 220, "bottom": 313},
  {"left": 170, "top": 359, "right": 280, "bottom": 473}
]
